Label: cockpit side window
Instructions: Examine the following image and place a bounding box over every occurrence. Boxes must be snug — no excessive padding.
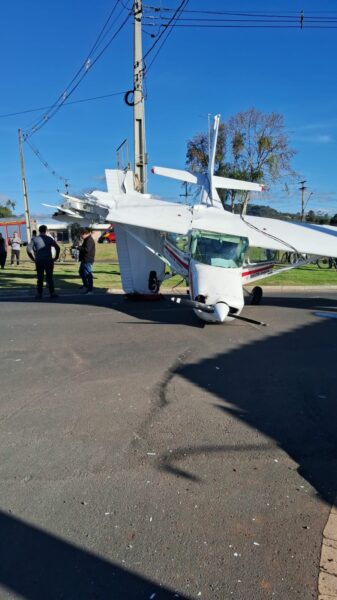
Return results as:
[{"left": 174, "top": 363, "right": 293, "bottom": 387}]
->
[{"left": 166, "top": 233, "right": 189, "bottom": 253}]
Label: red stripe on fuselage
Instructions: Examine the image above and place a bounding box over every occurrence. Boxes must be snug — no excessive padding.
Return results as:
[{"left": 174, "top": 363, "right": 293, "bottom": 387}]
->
[
  {"left": 242, "top": 263, "right": 274, "bottom": 277},
  {"left": 164, "top": 243, "right": 189, "bottom": 270}
]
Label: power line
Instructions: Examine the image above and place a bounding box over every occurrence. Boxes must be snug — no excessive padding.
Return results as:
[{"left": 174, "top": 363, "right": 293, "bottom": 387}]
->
[
  {"left": 146, "top": 15, "right": 337, "bottom": 23},
  {"left": 25, "top": 139, "right": 69, "bottom": 186},
  {"left": 0, "top": 91, "right": 126, "bottom": 119},
  {"left": 142, "top": 7, "right": 337, "bottom": 29},
  {"left": 143, "top": 0, "right": 190, "bottom": 62},
  {"left": 26, "top": 1, "right": 121, "bottom": 133},
  {"left": 142, "top": 22, "right": 337, "bottom": 29},
  {"left": 23, "top": 9, "right": 131, "bottom": 139},
  {"left": 143, "top": 6, "right": 337, "bottom": 16}
]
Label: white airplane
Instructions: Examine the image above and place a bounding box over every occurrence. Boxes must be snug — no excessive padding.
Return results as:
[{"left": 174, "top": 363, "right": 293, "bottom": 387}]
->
[{"left": 48, "top": 115, "right": 337, "bottom": 324}]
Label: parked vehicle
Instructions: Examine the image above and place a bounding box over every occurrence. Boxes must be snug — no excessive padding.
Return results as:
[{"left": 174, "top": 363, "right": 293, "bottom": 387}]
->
[{"left": 98, "top": 225, "right": 115, "bottom": 243}]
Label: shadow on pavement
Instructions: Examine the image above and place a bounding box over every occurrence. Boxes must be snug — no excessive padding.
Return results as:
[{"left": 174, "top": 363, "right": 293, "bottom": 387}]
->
[
  {"left": 160, "top": 314, "right": 337, "bottom": 506},
  {"left": 0, "top": 292, "right": 200, "bottom": 327},
  {"left": 1, "top": 292, "right": 337, "bottom": 503},
  {"left": 0, "top": 510, "right": 189, "bottom": 600}
]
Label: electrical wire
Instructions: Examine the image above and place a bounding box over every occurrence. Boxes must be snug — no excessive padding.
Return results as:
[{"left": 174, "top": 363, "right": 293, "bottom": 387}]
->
[
  {"left": 143, "top": 6, "right": 337, "bottom": 16},
  {"left": 143, "top": 22, "right": 337, "bottom": 29},
  {"left": 0, "top": 91, "right": 127, "bottom": 119},
  {"left": 143, "top": 0, "right": 190, "bottom": 62},
  {"left": 25, "top": 139, "right": 70, "bottom": 186},
  {"left": 142, "top": 7, "right": 337, "bottom": 28},
  {"left": 142, "top": 0, "right": 190, "bottom": 77},
  {"left": 26, "top": 1, "right": 121, "bottom": 134},
  {"left": 23, "top": 9, "right": 131, "bottom": 139}
]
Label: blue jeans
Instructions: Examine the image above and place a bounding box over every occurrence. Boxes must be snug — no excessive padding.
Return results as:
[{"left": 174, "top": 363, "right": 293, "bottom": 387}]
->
[{"left": 79, "top": 262, "right": 93, "bottom": 291}]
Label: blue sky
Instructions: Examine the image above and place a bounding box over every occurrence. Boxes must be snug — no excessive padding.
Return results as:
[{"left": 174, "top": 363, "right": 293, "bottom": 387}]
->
[{"left": 1, "top": 0, "right": 337, "bottom": 216}]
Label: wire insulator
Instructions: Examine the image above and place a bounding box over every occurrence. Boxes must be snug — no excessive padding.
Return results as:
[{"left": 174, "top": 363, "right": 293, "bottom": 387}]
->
[{"left": 124, "top": 90, "right": 135, "bottom": 106}]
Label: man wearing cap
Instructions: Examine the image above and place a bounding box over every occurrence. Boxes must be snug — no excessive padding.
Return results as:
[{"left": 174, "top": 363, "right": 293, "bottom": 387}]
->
[
  {"left": 79, "top": 227, "right": 95, "bottom": 294},
  {"left": 27, "top": 225, "right": 60, "bottom": 299}
]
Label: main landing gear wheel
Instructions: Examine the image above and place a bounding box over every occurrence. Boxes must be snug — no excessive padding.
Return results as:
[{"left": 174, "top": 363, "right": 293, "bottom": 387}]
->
[
  {"left": 148, "top": 271, "right": 160, "bottom": 293},
  {"left": 251, "top": 286, "right": 263, "bottom": 305}
]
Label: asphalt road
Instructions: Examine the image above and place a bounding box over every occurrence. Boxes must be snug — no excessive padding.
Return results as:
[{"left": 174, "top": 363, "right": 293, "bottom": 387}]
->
[{"left": 0, "top": 290, "right": 337, "bottom": 600}]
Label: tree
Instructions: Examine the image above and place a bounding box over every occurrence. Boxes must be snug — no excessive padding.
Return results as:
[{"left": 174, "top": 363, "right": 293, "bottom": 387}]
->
[
  {"left": 0, "top": 198, "right": 16, "bottom": 218},
  {"left": 306, "top": 210, "right": 316, "bottom": 223},
  {"left": 186, "top": 108, "right": 296, "bottom": 213}
]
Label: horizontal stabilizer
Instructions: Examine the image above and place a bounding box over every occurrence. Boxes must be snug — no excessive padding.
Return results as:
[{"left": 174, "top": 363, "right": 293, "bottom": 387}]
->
[
  {"left": 212, "top": 176, "right": 264, "bottom": 193},
  {"left": 151, "top": 166, "right": 204, "bottom": 186}
]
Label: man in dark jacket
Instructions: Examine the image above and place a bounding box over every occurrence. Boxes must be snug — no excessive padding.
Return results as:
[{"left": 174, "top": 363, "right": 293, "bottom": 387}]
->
[
  {"left": 79, "top": 227, "right": 95, "bottom": 294},
  {"left": 27, "top": 225, "right": 60, "bottom": 299},
  {"left": 0, "top": 233, "right": 7, "bottom": 269}
]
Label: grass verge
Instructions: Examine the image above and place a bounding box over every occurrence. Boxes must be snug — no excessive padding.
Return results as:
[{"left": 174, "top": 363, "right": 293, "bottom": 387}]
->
[{"left": 1, "top": 246, "right": 337, "bottom": 293}]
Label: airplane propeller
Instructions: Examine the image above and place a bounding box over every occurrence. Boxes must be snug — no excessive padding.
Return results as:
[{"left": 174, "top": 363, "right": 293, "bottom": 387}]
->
[{"left": 168, "top": 296, "right": 268, "bottom": 326}]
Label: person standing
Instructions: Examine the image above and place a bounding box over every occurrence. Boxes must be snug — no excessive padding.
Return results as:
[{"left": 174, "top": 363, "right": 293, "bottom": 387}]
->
[
  {"left": 10, "top": 232, "right": 22, "bottom": 265},
  {"left": 27, "top": 225, "right": 60, "bottom": 299},
  {"left": 0, "top": 233, "right": 7, "bottom": 269},
  {"left": 79, "top": 227, "right": 95, "bottom": 294}
]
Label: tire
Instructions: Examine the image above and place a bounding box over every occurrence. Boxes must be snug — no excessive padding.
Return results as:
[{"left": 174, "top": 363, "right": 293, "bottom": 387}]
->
[
  {"left": 251, "top": 286, "right": 263, "bottom": 305},
  {"left": 317, "top": 257, "right": 331, "bottom": 269},
  {"left": 148, "top": 270, "right": 159, "bottom": 293}
]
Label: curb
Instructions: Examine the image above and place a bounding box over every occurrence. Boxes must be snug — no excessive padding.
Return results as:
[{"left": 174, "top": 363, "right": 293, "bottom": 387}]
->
[
  {"left": 1, "top": 286, "right": 337, "bottom": 300},
  {"left": 319, "top": 505, "right": 337, "bottom": 599}
]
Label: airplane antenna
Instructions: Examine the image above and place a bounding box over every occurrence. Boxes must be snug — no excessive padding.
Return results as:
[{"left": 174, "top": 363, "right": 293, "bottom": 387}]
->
[{"left": 133, "top": 0, "right": 147, "bottom": 192}]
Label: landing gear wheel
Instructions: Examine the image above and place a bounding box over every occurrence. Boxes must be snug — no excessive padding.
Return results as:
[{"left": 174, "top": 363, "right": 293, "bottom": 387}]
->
[
  {"left": 251, "top": 286, "right": 263, "bottom": 305},
  {"left": 148, "top": 270, "right": 160, "bottom": 293}
]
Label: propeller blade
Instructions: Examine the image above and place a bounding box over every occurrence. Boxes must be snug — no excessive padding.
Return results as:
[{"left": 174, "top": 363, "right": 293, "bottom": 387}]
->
[
  {"left": 229, "top": 312, "right": 268, "bottom": 326},
  {"left": 168, "top": 296, "right": 215, "bottom": 313}
]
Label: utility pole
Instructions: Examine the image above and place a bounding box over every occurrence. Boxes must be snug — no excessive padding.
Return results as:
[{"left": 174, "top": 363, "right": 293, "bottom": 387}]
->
[
  {"left": 180, "top": 182, "right": 192, "bottom": 202},
  {"left": 18, "top": 129, "right": 32, "bottom": 243},
  {"left": 299, "top": 180, "right": 307, "bottom": 222},
  {"left": 133, "top": 0, "right": 147, "bottom": 193}
]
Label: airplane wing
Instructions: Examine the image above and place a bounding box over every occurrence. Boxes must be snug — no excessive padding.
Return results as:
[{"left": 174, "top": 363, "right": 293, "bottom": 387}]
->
[
  {"left": 42, "top": 203, "right": 83, "bottom": 218},
  {"left": 106, "top": 196, "right": 193, "bottom": 235},
  {"left": 105, "top": 197, "right": 337, "bottom": 257},
  {"left": 192, "top": 206, "right": 337, "bottom": 257}
]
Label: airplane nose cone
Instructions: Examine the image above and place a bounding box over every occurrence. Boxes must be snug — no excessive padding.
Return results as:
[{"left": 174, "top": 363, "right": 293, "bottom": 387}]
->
[{"left": 214, "top": 302, "right": 230, "bottom": 323}]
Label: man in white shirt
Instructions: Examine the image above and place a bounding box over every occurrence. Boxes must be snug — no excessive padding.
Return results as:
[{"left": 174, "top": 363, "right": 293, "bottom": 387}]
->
[{"left": 10, "top": 232, "right": 22, "bottom": 265}]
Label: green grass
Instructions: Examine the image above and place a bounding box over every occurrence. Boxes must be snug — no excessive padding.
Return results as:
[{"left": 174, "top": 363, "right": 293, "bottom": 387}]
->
[
  {"left": 260, "top": 263, "right": 337, "bottom": 286},
  {"left": 1, "top": 244, "right": 337, "bottom": 293},
  {"left": 0, "top": 243, "right": 184, "bottom": 292}
]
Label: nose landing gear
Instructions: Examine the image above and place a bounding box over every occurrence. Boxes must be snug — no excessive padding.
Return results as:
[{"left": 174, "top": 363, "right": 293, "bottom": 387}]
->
[{"left": 245, "top": 285, "right": 263, "bottom": 305}]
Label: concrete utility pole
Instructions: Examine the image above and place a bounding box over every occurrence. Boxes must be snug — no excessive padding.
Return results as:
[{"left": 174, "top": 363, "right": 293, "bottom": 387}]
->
[
  {"left": 18, "top": 129, "right": 32, "bottom": 243},
  {"left": 299, "top": 180, "right": 307, "bottom": 222},
  {"left": 133, "top": 0, "right": 147, "bottom": 193}
]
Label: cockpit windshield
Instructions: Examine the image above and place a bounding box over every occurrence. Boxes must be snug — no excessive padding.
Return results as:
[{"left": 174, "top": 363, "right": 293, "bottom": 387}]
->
[{"left": 191, "top": 230, "right": 249, "bottom": 268}]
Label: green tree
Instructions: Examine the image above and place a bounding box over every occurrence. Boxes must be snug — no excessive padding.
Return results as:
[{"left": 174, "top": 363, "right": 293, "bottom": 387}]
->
[
  {"left": 0, "top": 198, "right": 16, "bottom": 218},
  {"left": 186, "top": 108, "right": 296, "bottom": 213},
  {"left": 305, "top": 210, "right": 316, "bottom": 223}
]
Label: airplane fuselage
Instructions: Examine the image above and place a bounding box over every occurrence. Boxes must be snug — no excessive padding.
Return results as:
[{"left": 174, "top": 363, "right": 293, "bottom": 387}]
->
[{"left": 163, "top": 233, "right": 274, "bottom": 323}]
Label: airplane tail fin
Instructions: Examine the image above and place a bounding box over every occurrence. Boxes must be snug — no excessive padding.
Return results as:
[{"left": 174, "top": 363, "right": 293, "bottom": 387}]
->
[
  {"left": 208, "top": 114, "right": 221, "bottom": 185},
  {"left": 152, "top": 114, "right": 264, "bottom": 203}
]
